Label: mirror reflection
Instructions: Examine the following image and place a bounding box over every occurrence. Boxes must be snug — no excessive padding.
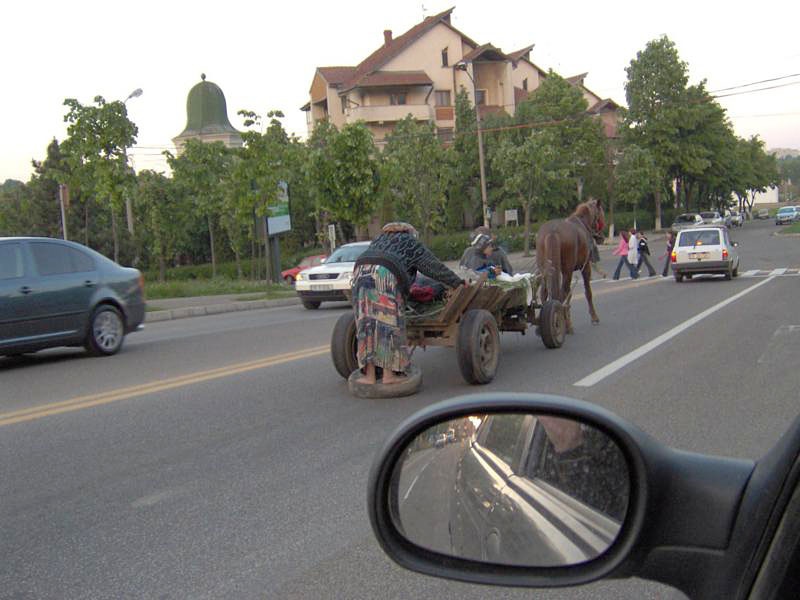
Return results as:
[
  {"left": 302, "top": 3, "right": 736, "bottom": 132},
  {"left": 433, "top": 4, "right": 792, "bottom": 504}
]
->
[{"left": 391, "top": 412, "right": 630, "bottom": 567}]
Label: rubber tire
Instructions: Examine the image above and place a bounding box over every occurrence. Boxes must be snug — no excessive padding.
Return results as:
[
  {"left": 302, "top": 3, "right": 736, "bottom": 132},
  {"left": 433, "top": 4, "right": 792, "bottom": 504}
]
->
[
  {"left": 674, "top": 273, "right": 684, "bottom": 283},
  {"left": 331, "top": 311, "right": 358, "bottom": 379},
  {"left": 85, "top": 305, "right": 125, "bottom": 356},
  {"left": 348, "top": 364, "right": 422, "bottom": 398},
  {"left": 302, "top": 299, "right": 321, "bottom": 310},
  {"left": 724, "top": 268, "right": 732, "bottom": 281},
  {"left": 456, "top": 309, "right": 500, "bottom": 384},
  {"left": 686, "top": 274, "right": 693, "bottom": 280},
  {"left": 539, "top": 300, "right": 566, "bottom": 349},
  {"left": 733, "top": 264, "right": 739, "bottom": 277},
  {"left": 284, "top": 275, "right": 295, "bottom": 285}
]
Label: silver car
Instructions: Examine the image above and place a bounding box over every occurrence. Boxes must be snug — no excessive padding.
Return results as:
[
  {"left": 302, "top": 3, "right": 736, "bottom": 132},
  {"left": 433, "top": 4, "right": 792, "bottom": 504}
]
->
[{"left": 699, "top": 211, "right": 724, "bottom": 225}]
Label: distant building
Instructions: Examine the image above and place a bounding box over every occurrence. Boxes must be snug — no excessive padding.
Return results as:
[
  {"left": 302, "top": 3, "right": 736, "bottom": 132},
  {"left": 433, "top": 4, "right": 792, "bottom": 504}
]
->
[
  {"left": 173, "top": 74, "right": 242, "bottom": 155},
  {"left": 302, "top": 7, "right": 620, "bottom": 145}
]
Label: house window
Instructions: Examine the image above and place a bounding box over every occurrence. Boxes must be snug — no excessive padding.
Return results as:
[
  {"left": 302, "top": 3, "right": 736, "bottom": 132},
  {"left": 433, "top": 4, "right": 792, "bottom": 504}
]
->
[
  {"left": 475, "top": 89, "right": 487, "bottom": 106},
  {"left": 434, "top": 90, "right": 451, "bottom": 107},
  {"left": 522, "top": 78, "right": 528, "bottom": 91},
  {"left": 390, "top": 93, "right": 407, "bottom": 106},
  {"left": 437, "top": 127, "right": 454, "bottom": 143},
  {"left": 441, "top": 48, "right": 448, "bottom": 67}
]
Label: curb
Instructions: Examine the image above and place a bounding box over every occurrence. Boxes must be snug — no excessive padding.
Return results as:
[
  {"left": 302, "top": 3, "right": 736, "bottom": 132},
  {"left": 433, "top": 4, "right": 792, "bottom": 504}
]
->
[{"left": 145, "top": 296, "right": 302, "bottom": 323}]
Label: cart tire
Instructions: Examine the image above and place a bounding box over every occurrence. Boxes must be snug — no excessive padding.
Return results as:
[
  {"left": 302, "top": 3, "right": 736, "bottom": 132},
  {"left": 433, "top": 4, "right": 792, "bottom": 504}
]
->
[
  {"left": 348, "top": 364, "right": 422, "bottom": 398},
  {"left": 540, "top": 300, "right": 566, "bottom": 349},
  {"left": 331, "top": 311, "right": 358, "bottom": 379},
  {"left": 456, "top": 309, "right": 500, "bottom": 384}
]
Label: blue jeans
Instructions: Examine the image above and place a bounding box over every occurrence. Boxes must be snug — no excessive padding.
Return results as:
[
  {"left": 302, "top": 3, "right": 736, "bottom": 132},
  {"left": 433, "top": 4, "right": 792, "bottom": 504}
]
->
[{"left": 613, "top": 256, "right": 639, "bottom": 280}]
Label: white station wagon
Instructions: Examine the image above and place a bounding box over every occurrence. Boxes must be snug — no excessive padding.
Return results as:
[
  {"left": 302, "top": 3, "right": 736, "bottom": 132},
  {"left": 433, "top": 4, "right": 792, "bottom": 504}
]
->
[{"left": 671, "top": 226, "right": 740, "bottom": 282}]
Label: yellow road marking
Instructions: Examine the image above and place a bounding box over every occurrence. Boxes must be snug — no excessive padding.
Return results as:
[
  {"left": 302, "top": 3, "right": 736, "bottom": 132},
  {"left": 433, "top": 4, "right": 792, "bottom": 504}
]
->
[{"left": 0, "top": 345, "right": 329, "bottom": 428}]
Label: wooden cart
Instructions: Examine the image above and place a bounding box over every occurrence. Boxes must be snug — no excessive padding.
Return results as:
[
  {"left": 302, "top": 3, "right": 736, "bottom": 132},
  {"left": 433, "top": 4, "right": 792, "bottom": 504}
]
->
[{"left": 331, "top": 274, "right": 567, "bottom": 386}]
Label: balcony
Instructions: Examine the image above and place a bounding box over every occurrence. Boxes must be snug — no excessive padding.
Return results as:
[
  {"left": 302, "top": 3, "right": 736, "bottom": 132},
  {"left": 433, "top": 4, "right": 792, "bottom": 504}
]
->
[{"left": 345, "top": 103, "right": 433, "bottom": 124}]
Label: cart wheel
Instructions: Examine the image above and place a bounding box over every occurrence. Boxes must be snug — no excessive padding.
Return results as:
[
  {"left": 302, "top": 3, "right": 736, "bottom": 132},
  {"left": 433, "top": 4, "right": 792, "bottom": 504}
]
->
[
  {"left": 540, "top": 300, "right": 566, "bottom": 349},
  {"left": 456, "top": 309, "right": 500, "bottom": 384},
  {"left": 331, "top": 311, "right": 358, "bottom": 379}
]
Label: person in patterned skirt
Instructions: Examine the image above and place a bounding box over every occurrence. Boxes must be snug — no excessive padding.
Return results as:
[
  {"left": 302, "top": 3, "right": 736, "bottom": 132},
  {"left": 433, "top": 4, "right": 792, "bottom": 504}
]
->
[{"left": 352, "top": 222, "right": 463, "bottom": 385}]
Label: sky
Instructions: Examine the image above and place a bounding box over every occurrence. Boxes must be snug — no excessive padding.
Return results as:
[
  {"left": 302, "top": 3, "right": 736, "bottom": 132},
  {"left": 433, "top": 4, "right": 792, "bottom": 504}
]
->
[{"left": 2, "top": 0, "right": 798, "bottom": 183}]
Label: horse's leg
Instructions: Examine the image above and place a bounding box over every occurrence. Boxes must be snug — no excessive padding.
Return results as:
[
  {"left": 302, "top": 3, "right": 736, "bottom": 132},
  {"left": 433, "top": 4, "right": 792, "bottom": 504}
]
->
[
  {"left": 562, "top": 268, "right": 574, "bottom": 334},
  {"left": 582, "top": 264, "right": 600, "bottom": 324}
]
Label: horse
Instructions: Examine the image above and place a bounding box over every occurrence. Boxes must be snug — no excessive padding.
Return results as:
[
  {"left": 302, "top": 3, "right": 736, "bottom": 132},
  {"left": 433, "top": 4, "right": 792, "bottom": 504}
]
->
[{"left": 535, "top": 198, "right": 605, "bottom": 334}]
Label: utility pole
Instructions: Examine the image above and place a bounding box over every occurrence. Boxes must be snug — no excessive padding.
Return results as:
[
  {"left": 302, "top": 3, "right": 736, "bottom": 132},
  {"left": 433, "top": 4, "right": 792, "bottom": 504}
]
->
[
  {"left": 456, "top": 61, "right": 490, "bottom": 227},
  {"left": 58, "top": 184, "right": 69, "bottom": 240}
]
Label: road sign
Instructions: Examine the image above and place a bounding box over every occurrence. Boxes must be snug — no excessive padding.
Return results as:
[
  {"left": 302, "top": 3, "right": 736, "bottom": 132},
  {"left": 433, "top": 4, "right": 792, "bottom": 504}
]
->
[{"left": 267, "top": 181, "right": 291, "bottom": 235}]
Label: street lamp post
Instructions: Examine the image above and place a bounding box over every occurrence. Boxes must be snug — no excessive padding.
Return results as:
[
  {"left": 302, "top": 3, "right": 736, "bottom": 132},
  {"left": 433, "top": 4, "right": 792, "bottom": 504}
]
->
[
  {"left": 123, "top": 88, "right": 143, "bottom": 236},
  {"left": 455, "top": 62, "right": 489, "bottom": 227}
]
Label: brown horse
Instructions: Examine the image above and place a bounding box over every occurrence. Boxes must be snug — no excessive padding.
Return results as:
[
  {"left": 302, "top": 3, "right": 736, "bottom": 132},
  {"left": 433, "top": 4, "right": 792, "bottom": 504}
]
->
[{"left": 536, "top": 198, "right": 605, "bottom": 334}]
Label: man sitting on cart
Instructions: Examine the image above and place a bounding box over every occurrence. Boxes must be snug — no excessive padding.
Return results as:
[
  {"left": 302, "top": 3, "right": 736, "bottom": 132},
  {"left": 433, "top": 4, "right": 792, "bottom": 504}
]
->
[
  {"left": 352, "top": 222, "right": 464, "bottom": 386},
  {"left": 459, "top": 232, "right": 505, "bottom": 279},
  {"left": 466, "top": 226, "right": 514, "bottom": 275}
]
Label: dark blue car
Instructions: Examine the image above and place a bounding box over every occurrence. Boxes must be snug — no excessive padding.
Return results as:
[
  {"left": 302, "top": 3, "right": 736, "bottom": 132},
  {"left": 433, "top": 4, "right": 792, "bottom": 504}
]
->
[{"left": 0, "top": 237, "right": 145, "bottom": 357}]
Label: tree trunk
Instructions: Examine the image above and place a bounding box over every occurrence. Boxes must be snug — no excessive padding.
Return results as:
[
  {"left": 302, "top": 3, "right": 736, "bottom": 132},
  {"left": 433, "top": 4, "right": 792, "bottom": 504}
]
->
[
  {"left": 523, "top": 197, "right": 532, "bottom": 257},
  {"left": 654, "top": 188, "right": 662, "bottom": 231},
  {"left": 234, "top": 249, "right": 242, "bottom": 279},
  {"left": 208, "top": 216, "right": 217, "bottom": 278},
  {"left": 111, "top": 207, "right": 119, "bottom": 263},
  {"left": 158, "top": 254, "right": 166, "bottom": 283}
]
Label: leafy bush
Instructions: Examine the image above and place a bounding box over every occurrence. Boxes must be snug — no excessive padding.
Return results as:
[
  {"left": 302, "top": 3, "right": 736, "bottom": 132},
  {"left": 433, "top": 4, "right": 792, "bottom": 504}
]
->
[{"left": 426, "top": 225, "right": 538, "bottom": 260}]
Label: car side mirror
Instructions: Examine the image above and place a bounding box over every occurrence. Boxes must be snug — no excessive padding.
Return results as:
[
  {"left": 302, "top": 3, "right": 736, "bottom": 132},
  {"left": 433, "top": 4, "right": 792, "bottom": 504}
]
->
[{"left": 368, "top": 393, "right": 774, "bottom": 598}]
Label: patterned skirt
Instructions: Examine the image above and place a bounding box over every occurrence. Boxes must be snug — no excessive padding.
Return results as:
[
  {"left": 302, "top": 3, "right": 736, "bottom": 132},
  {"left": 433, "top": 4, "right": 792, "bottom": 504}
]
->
[{"left": 353, "top": 264, "right": 410, "bottom": 373}]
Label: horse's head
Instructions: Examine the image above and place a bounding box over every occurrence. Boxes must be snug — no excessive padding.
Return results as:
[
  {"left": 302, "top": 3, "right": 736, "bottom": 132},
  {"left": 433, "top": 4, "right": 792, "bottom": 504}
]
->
[{"left": 577, "top": 198, "right": 605, "bottom": 233}]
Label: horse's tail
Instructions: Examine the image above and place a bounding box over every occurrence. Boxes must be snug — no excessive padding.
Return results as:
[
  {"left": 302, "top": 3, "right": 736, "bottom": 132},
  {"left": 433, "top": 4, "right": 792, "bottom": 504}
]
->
[{"left": 538, "top": 230, "right": 562, "bottom": 303}]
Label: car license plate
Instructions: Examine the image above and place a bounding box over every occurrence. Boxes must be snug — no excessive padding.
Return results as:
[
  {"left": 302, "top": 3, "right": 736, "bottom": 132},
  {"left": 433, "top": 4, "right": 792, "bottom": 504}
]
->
[
  {"left": 311, "top": 284, "right": 333, "bottom": 291},
  {"left": 689, "top": 252, "right": 709, "bottom": 260}
]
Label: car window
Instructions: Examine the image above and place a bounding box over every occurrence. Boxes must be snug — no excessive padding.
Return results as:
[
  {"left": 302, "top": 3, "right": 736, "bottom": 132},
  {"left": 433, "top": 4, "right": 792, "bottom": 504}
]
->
[
  {"left": 678, "top": 230, "right": 720, "bottom": 247},
  {"left": 0, "top": 243, "right": 25, "bottom": 279},
  {"left": 31, "top": 242, "right": 95, "bottom": 275},
  {"left": 480, "top": 414, "right": 526, "bottom": 466},
  {"left": 699, "top": 212, "right": 716, "bottom": 219},
  {"left": 326, "top": 245, "right": 368, "bottom": 264},
  {"left": 674, "top": 214, "right": 696, "bottom": 223}
]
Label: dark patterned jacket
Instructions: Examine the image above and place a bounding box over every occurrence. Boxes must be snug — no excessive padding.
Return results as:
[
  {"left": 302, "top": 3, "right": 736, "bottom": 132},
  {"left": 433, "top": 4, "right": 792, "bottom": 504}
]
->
[{"left": 355, "top": 232, "right": 463, "bottom": 296}]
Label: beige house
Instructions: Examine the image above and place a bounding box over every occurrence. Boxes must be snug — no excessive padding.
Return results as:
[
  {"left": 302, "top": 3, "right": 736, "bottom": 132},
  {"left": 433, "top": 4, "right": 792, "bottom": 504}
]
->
[{"left": 302, "top": 7, "right": 619, "bottom": 144}]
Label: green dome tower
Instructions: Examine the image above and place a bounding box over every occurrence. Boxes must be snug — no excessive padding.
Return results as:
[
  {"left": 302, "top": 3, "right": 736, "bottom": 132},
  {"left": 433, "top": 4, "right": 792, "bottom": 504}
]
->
[{"left": 172, "top": 74, "right": 242, "bottom": 154}]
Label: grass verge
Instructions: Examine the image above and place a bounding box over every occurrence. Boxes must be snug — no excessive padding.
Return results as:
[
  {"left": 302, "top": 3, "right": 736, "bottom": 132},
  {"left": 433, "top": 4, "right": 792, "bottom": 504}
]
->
[
  {"left": 145, "top": 279, "right": 295, "bottom": 300},
  {"left": 778, "top": 222, "right": 800, "bottom": 234}
]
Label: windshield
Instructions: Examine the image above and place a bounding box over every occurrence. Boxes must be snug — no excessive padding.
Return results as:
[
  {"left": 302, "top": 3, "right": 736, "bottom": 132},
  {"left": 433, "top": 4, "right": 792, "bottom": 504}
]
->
[
  {"left": 674, "top": 214, "right": 698, "bottom": 223},
  {"left": 678, "top": 230, "right": 721, "bottom": 247},
  {"left": 700, "top": 212, "right": 718, "bottom": 219},
  {"left": 777, "top": 208, "right": 794, "bottom": 214},
  {"left": 326, "top": 245, "right": 368, "bottom": 264}
]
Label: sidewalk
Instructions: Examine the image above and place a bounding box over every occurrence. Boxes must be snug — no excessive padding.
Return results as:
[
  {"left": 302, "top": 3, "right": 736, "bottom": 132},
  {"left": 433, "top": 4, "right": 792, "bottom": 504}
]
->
[{"left": 145, "top": 232, "right": 663, "bottom": 323}]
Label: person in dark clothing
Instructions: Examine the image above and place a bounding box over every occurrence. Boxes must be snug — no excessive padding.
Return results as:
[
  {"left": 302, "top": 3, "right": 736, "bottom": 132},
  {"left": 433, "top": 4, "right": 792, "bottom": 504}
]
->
[
  {"left": 472, "top": 226, "right": 514, "bottom": 275},
  {"left": 459, "top": 233, "right": 502, "bottom": 278},
  {"left": 636, "top": 231, "right": 657, "bottom": 277},
  {"left": 660, "top": 231, "right": 676, "bottom": 277},
  {"left": 353, "top": 222, "right": 463, "bottom": 385}
]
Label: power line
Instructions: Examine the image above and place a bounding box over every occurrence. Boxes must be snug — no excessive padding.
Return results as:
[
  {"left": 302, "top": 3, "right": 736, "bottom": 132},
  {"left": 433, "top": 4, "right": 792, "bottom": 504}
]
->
[
  {"left": 713, "top": 81, "right": 800, "bottom": 99},
  {"left": 709, "top": 73, "right": 800, "bottom": 94}
]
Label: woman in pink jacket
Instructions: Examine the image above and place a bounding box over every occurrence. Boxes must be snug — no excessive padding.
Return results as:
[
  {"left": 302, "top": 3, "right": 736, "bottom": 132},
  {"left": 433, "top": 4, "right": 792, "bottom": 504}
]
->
[{"left": 612, "top": 229, "right": 639, "bottom": 280}]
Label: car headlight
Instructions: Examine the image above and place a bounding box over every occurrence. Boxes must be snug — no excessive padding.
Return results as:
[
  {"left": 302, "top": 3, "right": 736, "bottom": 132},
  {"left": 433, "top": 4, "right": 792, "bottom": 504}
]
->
[
  {"left": 341, "top": 271, "right": 353, "bottom": 281},
  {"left": 297, "top": 272, "right": 307, "bottom": 281}
]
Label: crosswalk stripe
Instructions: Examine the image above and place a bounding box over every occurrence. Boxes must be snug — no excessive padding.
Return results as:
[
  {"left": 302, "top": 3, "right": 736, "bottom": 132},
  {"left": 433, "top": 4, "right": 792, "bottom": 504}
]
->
[
  {"left": 742, "top": 269, "right": 759, "bottom": 277},
  {"left": 770, "top": 268, "right": 788, "bottom": 276}
]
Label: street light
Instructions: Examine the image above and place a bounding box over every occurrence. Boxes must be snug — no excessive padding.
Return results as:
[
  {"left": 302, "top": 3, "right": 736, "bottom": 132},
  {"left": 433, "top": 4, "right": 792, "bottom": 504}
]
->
[
  {"left": 123, "top": 88, "right": 143, "bottom": 236},
  {"left": 455, "top": 61, "right": 489, "bottom": 227}
]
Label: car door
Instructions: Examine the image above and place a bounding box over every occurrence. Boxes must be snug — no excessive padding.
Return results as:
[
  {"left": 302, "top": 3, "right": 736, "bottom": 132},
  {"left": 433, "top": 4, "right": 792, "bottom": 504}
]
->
[
  {"left": 27, "top": 240, "right": 99, "bottom": 342},
  {"left": 0, "top": 241, "right": 36, "bottom": 349}
]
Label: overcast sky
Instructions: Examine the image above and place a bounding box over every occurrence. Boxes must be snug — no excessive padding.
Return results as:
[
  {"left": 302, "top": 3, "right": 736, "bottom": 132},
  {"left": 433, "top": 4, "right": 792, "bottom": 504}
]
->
[{"left": 2, "top": 0, "right": 798, "bottom": 182}]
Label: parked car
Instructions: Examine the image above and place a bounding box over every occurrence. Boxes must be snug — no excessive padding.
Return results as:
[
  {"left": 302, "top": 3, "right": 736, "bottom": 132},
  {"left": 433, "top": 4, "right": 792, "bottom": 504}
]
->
[
  {"left": 729, "top": 210, "right": 743, "bottom": 227},
  {"left": 280, "top": 254, "right": 326, "bottom": 285},
  {"left": 434, "top": 433, "right": 447, "bottom": 448},
  {"left": 755, "top": 208, "right": 770, "bottom": 219},
  {"left": 670, "top": 213, "right": 703, "bottom": 232},
  {"left": 775, "top": 206, "right": 798, "bottom": 225},
  {"left": 699, "top": 211, "right": 724, "bottom": 225},
  {"left": 671, "top": 226, "right": 740, "bottom": 282},
  {"left": 294, "top": 241, "right": 370, "bottom": 309},
  {"left": 446, "top": 428, "right": 456, "bottom": 443},
  {"left": 0, "top": 237, "right": 145, "bottom": 357}
]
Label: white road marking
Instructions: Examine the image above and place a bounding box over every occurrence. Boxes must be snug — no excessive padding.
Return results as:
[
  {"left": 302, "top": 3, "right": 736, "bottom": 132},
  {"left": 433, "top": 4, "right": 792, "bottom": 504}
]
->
[
  {"left": 574, "top": 276, "right": 777, "bottom": 387},
  {"left": 402, "top": 457, "right": 433, "bottom": 502},
  {"left": 770, "top": 268, "right": 788, "bottom": 276},
  {"left": 742, "top": 269, "right": 759, "bottom": 277}
]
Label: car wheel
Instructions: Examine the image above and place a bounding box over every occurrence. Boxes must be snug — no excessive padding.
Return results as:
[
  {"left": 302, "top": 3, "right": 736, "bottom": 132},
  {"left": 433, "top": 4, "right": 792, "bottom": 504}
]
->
[
  {"left": 674, "top": 273, "right": 684, "bottom": 283},
  {"left": 302, "top": 299, "right": 321, "bottom": 310},
  {"left": 733, "top": 264, "right": 739, "bottom": 277},
  {"left": 85, "top": 305, "right": 125, "bottom": 356},
  {"left": 724, "top": 268, "right": 732, "bottom": 281},
  {"left": 284, "top": 275, "right": 295, "bottom": 285}
]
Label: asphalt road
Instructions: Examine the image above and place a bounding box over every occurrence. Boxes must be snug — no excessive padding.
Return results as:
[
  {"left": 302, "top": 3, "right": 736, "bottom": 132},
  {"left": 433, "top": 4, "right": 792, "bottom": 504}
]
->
[{"left": 1, "top": 219, "right": 799, "bottom": 599}]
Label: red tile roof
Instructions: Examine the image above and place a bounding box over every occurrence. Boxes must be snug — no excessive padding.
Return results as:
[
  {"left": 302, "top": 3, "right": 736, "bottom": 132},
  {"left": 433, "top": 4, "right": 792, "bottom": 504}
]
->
[
  {"left": 461, "top": 43, "right": 509, "bottom": 63},
  {"left": 358, "top": 70, "right": 433, "bottom": 87},
  {"left": 340, "top": 7, "right": 470, "bottom": 92},
  {"left": 588, "top": 98, "right": 620, "bottom": 113},
  {"left": 508, "top": 45, "right": 534, "bottom": 63},
  {"left": 317, "top": 66, "right": 357, "bottom": 87},
  {"left": 566, "top": 72, "right": 589, "bottom": 86}
]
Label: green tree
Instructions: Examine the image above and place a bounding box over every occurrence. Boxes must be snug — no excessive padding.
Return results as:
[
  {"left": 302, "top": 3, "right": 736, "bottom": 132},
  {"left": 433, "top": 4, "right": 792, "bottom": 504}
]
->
[
  {"left": 166, "top": 139, "right": 232, "bottom": 278},
  {"left": 135, "top": 170, "right": 187, "bottom": 281},
  {"left": 446, "top": 87, "right": 481, "bottom": 229},
  {"left": 60, "top": 96, "right": 138, "bottom": 262},
  {"left": 381, "top": 116, "right": 449, "bottom": 244},
  {"left": 614, "top": 145, "right": 662, "bottom": 222}
]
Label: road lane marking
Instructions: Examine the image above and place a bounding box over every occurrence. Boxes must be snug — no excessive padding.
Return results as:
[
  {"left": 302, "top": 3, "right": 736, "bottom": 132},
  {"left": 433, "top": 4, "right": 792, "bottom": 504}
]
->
[
  {"left": 0, "top": 345, "right": 330, "bottom": 427},
  {"left": 770, "top": 268, "right": 787, "bottom": 276},
  {"left": 573, "top": 276, "right": 777, "bottom": 387},
  {"left": 403, "top": 456, "right": 434, "bottom": 503},
  {"left": 742, "top": 269, "right": 759, "bottom": 277}
]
